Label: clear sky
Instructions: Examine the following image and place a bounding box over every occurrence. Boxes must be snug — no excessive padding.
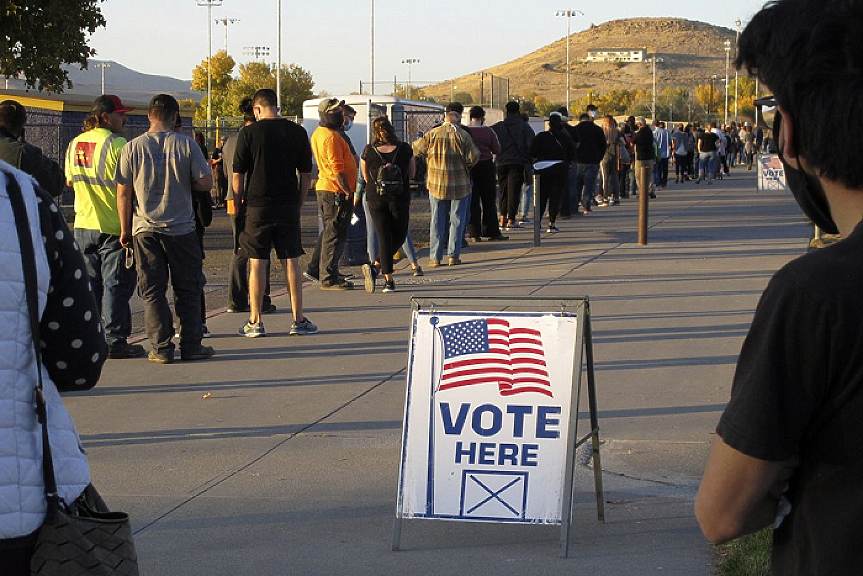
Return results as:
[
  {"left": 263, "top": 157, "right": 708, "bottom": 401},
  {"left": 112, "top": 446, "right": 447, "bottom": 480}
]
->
[{"left": 88, "top": 0, "right": 768, "bottom": 96}]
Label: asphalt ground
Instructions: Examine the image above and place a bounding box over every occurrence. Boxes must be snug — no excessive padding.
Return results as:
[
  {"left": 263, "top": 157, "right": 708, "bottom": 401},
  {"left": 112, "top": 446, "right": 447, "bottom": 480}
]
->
[{"left": 63, "top": 165, "right": 810, "bottom": 575}]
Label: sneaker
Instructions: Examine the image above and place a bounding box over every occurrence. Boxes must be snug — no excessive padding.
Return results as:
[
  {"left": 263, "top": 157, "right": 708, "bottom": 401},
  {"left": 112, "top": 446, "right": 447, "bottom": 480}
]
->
[
  {"left": 303, "top": 271, "right": 320, "bottom": 283},
  {"left": 507, "top": 221, "right": 522, "bottom": 229},
  {"left": 546, "top": 225, "right": 559, "bottom": 233},
  {"left": 181, "top": 344, "right": 215, "bottom": 361},
  {"left": 202, "top": 324, "right": 211, "bottom": 338},
  {"left": 362, "top": 263, "right": 376, "bottom": 293},
  {"left": 262, "top": 303, "right": 277, "bottom": 314},
  {"left": 382, "top": 280, "right": 396, "bottom": 293},
  {"left": 290, "top": 317, "right": 318, "bottom": 335},
  {"left": 412, "top": 265, "right": 424, "bottom": 277},
  {"left": 610, "top": 200, "right": 620, "bottom": 206},
  {"left": 519, "top": 217, "right": 531, "bottom": 224},
  {"left": 448, "top": 256, "right": 462, "bottom": 266},
  {"left": 468, "top": 236, "right": 482, "bottom": 243},
  {"left": 597, "top": 200, "right": 608, "bottom": 207},
  {"left": 226, "top": 304, "right": 250, "bottom": 313},
  {"left": 321, "top": 280, "right": 354, "bottom": 290},
  {"left": 108, "top": 342, "right": 146, "bottom": 359},
  {"left": 487, "top": 234, "right": 509, "bottom": 241},
  {"left": 239, "top": 320, "right": 266, "bottom": 338},
  {"left": 428, "top": 259, "right": 441, "bottom": 268},
  {"left": 148, "top": 349, "right": 173, "bottom": 364},
  {"left": 649, "top": 192, "right": 657, "bottom": 198}
]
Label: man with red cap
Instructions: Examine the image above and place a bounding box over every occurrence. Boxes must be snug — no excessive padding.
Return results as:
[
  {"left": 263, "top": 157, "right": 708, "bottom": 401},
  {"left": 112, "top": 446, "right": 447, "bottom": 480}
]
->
[{"left": 65, "top": 95, "right": 145, "bottom": 359}]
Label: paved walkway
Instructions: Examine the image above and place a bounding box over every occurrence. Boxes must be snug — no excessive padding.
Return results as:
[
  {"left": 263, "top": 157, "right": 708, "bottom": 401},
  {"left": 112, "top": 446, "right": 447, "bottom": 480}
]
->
[{"left": 65, "top": 169, "right": 808, "bottom": 575}]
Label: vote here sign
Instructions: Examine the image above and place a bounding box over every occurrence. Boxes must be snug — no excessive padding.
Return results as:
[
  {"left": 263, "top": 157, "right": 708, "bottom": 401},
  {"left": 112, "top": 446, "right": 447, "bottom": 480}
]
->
[{"left": 397, "top": 310, "right": 579, "bottom": 524}]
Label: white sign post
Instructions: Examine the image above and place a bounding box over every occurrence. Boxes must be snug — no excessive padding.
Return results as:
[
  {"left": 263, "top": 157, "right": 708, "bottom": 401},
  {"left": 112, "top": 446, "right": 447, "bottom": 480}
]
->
[{"left": 393, "top": 297, "right": 604, "bottom": 557}]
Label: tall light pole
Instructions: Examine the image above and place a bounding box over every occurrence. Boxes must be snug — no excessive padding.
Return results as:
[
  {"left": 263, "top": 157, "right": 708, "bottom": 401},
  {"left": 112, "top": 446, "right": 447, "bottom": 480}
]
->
[
  {"left": 276, "top": 0, "right": 282, "bottom": 113},
  {"left": 734, "top": 19, "right": 742, "bottom": 123},
  {"left": 95, "top": 62, "right": 110, "bottom": 94},
  {"left": 709, "top": 74, "right": 718, "bottom": 122},
  {"left": 197, "top": 0, "right": 222, "bottom": 133},
  {"left": 724, "top": 40, "right": 731, "bottom": 126},
  {"left": 649, "top": 56, "right": 663, "bottom": 120},
  {"left": 402, "top": 58, "right": 419, "bottom": 100},
  {"left": 555, "top": 9, "right": 583, "bottom": 114},
  {"left": 215, "top": 17, "right": 240, "bottom": 54},
  {"left": 243, "top": 46, "right": 270, "bottom": 61},
  {"left": 370, "top": 0, "right": 375, "bottom": 95}
]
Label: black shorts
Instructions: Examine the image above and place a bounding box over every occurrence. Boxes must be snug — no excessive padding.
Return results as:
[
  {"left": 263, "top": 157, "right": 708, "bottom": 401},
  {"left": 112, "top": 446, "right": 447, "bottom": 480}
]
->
[{"left": 239, "top": 206, "right": 304, "bottom": 260}]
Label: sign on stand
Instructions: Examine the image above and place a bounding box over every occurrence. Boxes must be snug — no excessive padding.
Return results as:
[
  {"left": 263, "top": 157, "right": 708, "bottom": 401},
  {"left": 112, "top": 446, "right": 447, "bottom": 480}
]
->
[
  {"left": 757, "top": 153, "right": 787, "bottom": 191},
  {"left": 393, "top": 297, "right": 604, "bottom": 557}
]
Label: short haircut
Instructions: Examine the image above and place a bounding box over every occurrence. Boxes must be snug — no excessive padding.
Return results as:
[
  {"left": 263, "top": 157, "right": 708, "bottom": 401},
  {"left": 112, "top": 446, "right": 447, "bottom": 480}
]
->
[
  {"left": 148, "top": 94, "right": 179, "bottom": 123},
  {"left": 469, "top": 105, "right": 485, "bottom": 119},
  {"left": 0, "top": 100, "right": 26, "bottom": 135},
  {"left": 586, "top": 104, "right": 598, "bottom": 112},
  {"left": 252, "top": 88, "right": 278, "bottom": 108},
  {"left": 445, "top": 102, "right": 464, "bottom": 114},
  {"left": 579, "top": 113, "right": 590, "bottom": 121},
  {"left": 342, "top": 104, "right": 356, "bottom": 115},
  {"left": 737, "top": 0, "right": 863, "bottom": 188},
  {"left": 505, "top": 101, "right": 520, "bottom": 115},
  {"left": 239, "top": 97, "right": 255, "bottom": 123}
]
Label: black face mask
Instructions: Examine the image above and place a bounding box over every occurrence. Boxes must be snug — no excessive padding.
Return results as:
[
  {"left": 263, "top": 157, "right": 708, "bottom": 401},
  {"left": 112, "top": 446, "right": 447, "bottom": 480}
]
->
[{"left": 775, "top": 111, "right": 839, "bottom": 234}]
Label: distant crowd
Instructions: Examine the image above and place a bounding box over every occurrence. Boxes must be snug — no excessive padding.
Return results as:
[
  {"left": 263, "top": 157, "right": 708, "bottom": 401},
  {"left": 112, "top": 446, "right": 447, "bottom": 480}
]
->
[{"left": 0, "top": 92, "right": 764, "bottom": 362}]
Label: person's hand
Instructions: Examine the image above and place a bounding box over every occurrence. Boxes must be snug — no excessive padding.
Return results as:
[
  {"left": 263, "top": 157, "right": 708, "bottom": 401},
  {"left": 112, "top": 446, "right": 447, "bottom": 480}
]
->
[{"left": 120, "top": 232, "right": 133, "bottom": 249}]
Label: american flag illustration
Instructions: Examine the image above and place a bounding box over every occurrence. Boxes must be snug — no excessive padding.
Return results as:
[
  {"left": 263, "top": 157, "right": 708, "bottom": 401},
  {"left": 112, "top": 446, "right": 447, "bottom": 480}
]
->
[{"left": 436, "top": 318, "right": 553, "bottom": 397}]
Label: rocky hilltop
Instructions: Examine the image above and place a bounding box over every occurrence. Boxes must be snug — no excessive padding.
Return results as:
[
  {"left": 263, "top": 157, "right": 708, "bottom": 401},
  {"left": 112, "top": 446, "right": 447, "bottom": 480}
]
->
[{"left": 420, "top": 18, "right": 739, "bottom": 105}]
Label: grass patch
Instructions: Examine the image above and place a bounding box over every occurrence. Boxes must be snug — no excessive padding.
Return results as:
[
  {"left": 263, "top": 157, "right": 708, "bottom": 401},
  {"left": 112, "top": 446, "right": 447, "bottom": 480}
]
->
[{"left": 716, "top": 528, "right": 772, "bottom": 576}]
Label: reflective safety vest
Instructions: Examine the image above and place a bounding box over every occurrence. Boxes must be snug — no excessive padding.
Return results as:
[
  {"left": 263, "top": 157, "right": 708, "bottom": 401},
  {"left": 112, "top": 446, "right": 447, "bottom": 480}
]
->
[{"left": 64, "top": 127, "right": 127, "bottom": 235}]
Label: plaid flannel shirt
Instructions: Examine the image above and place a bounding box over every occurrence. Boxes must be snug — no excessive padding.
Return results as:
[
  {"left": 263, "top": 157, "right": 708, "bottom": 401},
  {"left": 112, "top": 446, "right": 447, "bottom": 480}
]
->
[{"left": 412, "top": 122, "right": 479, "bottom": 200}]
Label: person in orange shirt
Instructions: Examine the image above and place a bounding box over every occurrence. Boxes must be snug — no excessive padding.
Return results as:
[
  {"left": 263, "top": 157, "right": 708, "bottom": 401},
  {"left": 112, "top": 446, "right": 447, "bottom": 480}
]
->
[{"left": 310, "top": 99, "right": 358, "bottom": 290}]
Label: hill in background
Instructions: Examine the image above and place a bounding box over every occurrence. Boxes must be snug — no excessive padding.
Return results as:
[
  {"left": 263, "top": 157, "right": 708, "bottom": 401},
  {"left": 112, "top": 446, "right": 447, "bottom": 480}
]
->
[{"left": 420, "top": 18, "right": 738, "bottom": 110}]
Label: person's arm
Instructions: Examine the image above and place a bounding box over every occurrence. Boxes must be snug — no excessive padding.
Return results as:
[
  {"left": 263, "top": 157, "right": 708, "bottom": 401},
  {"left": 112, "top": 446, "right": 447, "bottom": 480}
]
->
[
  {"left": 360, "top": 158, "right": 371, "bottom": 185},
  {"left": 193, "top": 173, "right": 213, "bottom": 192},
  {"left": 232, "top": 172, "right": 244, "bottom": 204},
  {"left": 298, "top": 172, "right": 311, "bottom": 207},
  {"left": 696, "top": 437, "right": 798, "bottom": 544},
  {"left": 116, "top": 182, "right": 134, "bottom": 249},
  {"left": 407, "top": 156, "right": 417, "bottom": 180}
]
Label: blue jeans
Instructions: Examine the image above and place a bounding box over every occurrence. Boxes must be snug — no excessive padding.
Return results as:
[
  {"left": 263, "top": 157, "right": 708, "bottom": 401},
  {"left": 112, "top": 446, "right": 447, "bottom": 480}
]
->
[
  {"left": 699, "top": 151, "right": 717, "bottom": 179},
  {"left": 73, "top": 228, "right": 136, "bottom": 348},
  {"left": 362, "top": 193, "right": 418, "bottom": 265},
  {"left": 518, "top": 178, "right": 534, "bottom": 220},
  {"left": 571, "top": 163, "right": 600, "bottom": 211},
  {"left": 429, "top": 195, "right": 469, "bottom": 261}
]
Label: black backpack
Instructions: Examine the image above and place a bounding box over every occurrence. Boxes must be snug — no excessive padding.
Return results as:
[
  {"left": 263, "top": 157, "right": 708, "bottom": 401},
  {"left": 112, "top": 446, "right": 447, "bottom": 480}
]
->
[{"left": 372, "top": 145, "right": 404, "bottom": 196}]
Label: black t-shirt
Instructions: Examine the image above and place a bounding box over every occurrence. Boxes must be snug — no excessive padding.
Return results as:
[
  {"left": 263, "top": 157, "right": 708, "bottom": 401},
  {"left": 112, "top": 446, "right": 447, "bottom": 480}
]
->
[
  {"left": 697, "top": 131, "right": 719, "bottom": 153},
  {"left": 232, "top": 118, "right": 313, "bottom": 208},
  {"left": 717, "top": 222, "right": 863, "bottom": 575},
  {"left": 632, "top": 126, "right": 655, "bottom": 161},
  {"left": 361, "top": 142, "right": 412, "bottom": 201}
]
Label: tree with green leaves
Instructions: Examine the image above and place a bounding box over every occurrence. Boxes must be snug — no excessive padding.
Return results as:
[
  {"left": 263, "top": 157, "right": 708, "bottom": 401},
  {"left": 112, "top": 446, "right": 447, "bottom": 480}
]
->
[{"left": 0, "top": 0, "right": 106, "bottom": 92}]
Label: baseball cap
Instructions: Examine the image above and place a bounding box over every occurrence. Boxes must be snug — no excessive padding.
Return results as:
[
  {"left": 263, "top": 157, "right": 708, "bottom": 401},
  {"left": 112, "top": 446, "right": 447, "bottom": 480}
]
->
[
  {"left": 92, "top": 95, "right": 134, "bottom": 115},
  {"left": 318, "top": 98, "right": 345, "bottom": 114},
  {"left": 149, "top": 94, "right": 180, "bottom": 112}
]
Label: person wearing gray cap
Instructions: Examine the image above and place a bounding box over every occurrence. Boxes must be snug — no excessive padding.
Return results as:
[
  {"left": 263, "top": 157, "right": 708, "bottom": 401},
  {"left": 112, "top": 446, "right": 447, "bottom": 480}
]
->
[{"left": 116, "top": 94, "right": 214, "bottom": 363}]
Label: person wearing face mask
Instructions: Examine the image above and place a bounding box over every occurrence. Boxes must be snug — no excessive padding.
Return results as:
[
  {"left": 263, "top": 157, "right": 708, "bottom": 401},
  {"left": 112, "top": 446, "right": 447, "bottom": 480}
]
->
[
  {"left": 696, "top": 2, "right": 863, "bottom": 573},
  {"left": 310, "top": 98, "right": 358, "bottom": 290}
]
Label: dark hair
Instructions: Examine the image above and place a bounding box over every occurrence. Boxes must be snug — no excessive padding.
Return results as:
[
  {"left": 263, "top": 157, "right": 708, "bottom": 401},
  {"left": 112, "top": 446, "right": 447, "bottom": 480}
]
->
[
  {"left": 469, "top": 105, "right": 485, "bottom": 120},
  {"left": 239, "top": 97, "right": 256, "bottom": 123},
  {"left": 556, "top": 106, "right": 569, "bottom": 118},
  {"left": 548, "top": 114, "right": 564, "bottom": 132},
  {"left": 253, "top": 88, "right": 278, "bottom": 108},
  {"left": 0, "top": 100, "right": 26, "bottom": 135},
  {"left": 445, "top": 102, "right": 464, "bottom": 114},
  {"left": 148, "top": 94, "right": 179, "bottom": 123},
  {"left": 737, "top": 0, "right": 863, "bottom": 187},
  {"left": 579, "top": 113, "right": 590, "bottom": 121},
  {"left": 505, "top": 101, "right": 520, "bottom": 115},
  {"left": 371, "top": 116, "right": 399, "bottom": 145},
  {"left": 342, "top": 104, "right": 356, "bottom": 115}
]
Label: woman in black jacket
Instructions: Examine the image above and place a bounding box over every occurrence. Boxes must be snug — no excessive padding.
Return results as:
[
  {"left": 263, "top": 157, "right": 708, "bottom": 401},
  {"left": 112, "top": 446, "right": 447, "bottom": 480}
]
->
[{"left": 529, "top": 112, "right": 575, "bottom": 232}]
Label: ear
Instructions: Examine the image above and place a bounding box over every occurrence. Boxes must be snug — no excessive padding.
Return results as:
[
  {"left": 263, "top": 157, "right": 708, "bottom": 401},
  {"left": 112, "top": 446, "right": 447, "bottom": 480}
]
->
[{"left": 777, "top": 105, "right": 798, "bottom": 160}]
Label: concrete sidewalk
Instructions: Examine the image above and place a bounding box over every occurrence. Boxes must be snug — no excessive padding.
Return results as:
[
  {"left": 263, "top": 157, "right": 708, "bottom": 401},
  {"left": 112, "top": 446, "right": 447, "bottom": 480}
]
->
[{"left": 64, "top": 170, "right": 809, "bottom": 575}]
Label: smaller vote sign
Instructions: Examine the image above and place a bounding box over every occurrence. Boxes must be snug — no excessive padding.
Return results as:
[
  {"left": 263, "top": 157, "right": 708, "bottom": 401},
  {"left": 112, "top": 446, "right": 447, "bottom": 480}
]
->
[{"left": 397, "top": 311, "right": 579, "bottom": 524}]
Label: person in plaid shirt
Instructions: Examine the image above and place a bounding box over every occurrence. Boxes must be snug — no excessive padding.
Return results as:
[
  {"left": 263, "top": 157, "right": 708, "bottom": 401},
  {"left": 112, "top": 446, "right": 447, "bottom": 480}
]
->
[{"left": 412, "top": 109, "right": 479, "bottom": 267}]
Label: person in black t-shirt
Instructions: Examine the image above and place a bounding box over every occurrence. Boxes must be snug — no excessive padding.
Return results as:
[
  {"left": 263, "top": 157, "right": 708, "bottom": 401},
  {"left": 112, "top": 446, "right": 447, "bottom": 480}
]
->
[
  {"left": 696, "top": 123, "right": 719, "bottom": 184},
  {"left": 359, "top": 116, "right": 415, "bottom": 293},
  {"left": 696, "top": 1, "right": 863, "bottom": 573},
  {"left": 232, "top": 88, "right": 316, "bottom": 339}
]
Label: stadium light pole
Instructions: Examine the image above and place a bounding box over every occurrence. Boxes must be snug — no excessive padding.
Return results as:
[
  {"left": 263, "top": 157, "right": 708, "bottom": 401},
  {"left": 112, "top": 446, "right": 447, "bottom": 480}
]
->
[
  {"left": 555, "top": 9, "right": 583, "bottom": 115},
  {"left": 276, "top": 0, "right": 282, "bottom": 113},
  {"left": 734, "top": 19, "right": 742, "bottom": 123},
  {"left": 649, "top": 56, "right": 663, "bottom": 121},
  {"left": 95, "top": 62, "right": 110, "bottom": 95},
  {"left": 216, "top": 17, "right": 240, "bottom": 54},
  {"left": 243, "top": 46, "right": 270, "bottom": 62},
  {"left": 370, "top": 0, "right": 375, "bottom": 95},
  {"left": 402, "top": 58, "right": 419, "bottom": 100},
  {"left": 197, "top": 0, "right": 222, "bottom": 133},
  {"left": 724, "top": 40, "right": 731, "bottom": 126}
]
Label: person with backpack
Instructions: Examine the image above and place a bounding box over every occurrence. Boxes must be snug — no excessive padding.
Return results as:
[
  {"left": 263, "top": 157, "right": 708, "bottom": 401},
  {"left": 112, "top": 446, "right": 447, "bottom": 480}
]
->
[
  {"left": 360, "top": 116, "right": 416, "bottom": 293},
  {"left": 529, "top": 111, "right": 575, "bottom": 232}
]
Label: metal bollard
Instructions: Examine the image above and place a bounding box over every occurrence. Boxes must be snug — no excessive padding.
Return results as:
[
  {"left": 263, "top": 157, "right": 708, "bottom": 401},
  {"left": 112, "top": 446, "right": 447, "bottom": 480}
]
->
[{"left": 533, "top": 171, "right": 541, "bottom": 247}]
